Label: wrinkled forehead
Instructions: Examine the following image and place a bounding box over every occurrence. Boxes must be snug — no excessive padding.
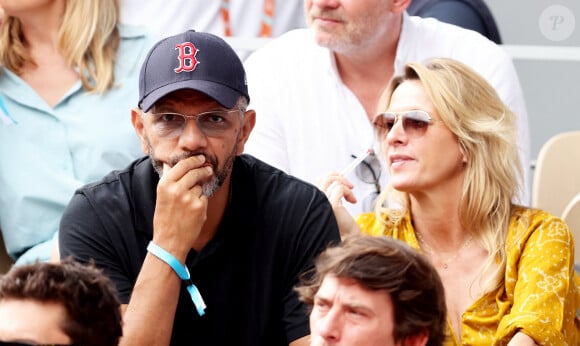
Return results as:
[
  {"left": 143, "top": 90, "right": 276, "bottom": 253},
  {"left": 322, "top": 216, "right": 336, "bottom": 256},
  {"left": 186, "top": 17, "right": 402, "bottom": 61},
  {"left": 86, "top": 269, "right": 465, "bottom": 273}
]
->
[{"left": 0, "top": 299, "right": 72, "bottom": 344}]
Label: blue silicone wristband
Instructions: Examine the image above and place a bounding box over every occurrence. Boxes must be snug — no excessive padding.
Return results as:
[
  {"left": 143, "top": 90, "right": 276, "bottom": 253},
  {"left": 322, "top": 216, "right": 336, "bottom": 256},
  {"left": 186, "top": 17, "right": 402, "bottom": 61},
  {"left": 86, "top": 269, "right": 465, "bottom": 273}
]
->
[{"left": 147, "top": 241, "right": 206, "bottom": 316}]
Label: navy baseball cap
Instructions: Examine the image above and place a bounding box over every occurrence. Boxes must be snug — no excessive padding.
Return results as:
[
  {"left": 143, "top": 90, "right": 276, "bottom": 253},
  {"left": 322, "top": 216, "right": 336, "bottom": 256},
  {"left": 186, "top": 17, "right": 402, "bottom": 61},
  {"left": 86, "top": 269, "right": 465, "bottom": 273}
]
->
[{"left": 138, "top": 30, "right": 249, "bottom": 112}]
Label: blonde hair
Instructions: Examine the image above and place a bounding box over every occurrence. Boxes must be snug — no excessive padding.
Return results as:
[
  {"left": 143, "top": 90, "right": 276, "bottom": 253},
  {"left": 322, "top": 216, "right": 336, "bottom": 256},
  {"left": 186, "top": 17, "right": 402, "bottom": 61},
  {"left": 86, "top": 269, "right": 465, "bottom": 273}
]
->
[
  {"left": 375, "top": 58, "right": 522, "bottom": 293},
  {"left": 0, "top": 0, "right": 120, "bottom": 93}
]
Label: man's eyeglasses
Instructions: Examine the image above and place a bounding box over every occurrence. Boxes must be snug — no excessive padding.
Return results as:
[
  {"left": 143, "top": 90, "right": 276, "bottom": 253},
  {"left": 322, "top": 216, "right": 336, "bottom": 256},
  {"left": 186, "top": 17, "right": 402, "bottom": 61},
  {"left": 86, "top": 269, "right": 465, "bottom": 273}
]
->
[
  {"left": 146, "top": 109, "right": 243, "bottom": 139},
  {"left": 373, "top": 110, "right": 441, "bottom": 138}
]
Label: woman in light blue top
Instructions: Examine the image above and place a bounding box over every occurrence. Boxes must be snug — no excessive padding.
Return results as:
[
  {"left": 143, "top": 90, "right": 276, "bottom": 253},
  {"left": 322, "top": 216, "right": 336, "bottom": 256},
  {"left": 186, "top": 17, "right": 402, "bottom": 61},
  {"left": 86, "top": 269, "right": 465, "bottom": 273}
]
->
[{"left": 0, "top": 0, "right": 155, "bottom": 264}]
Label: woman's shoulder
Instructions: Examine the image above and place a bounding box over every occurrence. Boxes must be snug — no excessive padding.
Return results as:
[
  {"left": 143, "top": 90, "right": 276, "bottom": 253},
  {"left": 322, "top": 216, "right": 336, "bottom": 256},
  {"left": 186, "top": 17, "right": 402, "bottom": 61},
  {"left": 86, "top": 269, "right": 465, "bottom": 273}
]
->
[
  {"left": 117, "top": 24, "right": 159, "bottom": 53},
  {"left": 510, "top": 206, "right": 567, "bottom": 229},
  {"left": 114, "top": 24, "right": 158, "bottom": 77},
  {"left": 507, "top": 206, "right": 571, "bottom": 244},
  {"left": 118, "top": 24, "right": 156, "bottom": 41},
  {"left": 356, "top": 212, "right": 384, "bottom": 236}
]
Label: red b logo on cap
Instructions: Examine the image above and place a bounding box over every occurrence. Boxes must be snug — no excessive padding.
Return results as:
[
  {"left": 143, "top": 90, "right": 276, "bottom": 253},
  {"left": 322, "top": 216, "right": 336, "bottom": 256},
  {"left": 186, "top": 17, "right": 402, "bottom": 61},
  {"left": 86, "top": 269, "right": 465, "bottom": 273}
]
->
[{"left": 174, "top": 42, "right": 199, "bottom": 73}]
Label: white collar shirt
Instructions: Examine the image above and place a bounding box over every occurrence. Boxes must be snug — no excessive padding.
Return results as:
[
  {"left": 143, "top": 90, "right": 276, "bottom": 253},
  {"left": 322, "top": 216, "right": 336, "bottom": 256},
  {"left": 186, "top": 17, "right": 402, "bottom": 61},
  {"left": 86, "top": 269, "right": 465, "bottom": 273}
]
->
[{"left": 244, "top": 13, "right": 530, "bottom": 216}]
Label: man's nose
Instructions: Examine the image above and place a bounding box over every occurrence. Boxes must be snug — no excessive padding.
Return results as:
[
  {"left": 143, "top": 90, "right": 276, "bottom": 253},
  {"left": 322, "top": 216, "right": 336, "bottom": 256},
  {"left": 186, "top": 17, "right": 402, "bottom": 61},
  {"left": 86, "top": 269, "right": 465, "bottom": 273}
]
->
[
  {"left": 311, "top": 0, "right": 340, "bottom": 10},
  {"left": 178, "top": 118, "right": 208, "bottom": 150},
  {"left": 317, "top": 308, "right": 342, "bottom": 342}
]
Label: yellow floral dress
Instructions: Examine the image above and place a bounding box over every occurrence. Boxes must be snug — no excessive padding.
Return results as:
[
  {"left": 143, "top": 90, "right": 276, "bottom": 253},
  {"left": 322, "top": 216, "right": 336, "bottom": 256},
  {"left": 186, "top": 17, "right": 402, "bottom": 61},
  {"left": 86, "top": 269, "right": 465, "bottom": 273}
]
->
[{"left": 356, "top": 206, "right": 580, "bottom": 345}]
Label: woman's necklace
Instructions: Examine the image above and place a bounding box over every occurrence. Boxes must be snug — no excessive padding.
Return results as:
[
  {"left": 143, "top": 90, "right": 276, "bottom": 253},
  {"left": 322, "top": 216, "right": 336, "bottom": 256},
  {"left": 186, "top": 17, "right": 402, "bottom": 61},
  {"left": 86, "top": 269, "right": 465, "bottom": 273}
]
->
[{"left": 415, "top": 231, "right": 473, "bottom": 270}]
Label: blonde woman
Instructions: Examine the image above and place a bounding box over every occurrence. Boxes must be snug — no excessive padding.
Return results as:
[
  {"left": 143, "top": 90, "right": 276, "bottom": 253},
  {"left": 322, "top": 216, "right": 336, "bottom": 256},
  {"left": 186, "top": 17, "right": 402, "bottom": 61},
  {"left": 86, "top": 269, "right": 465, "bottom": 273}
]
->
[
  {"left": 320, "top": 58, "right": 580, "bottom": 345},
  {"left": 0, "top": 0, "right": 154, "bottom": 264}
]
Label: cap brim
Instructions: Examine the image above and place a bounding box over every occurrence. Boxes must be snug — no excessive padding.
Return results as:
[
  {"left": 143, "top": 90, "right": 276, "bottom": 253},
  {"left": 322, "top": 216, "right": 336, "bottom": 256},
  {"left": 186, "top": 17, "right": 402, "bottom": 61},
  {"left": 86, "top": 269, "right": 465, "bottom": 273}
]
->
[{"left": 140, "top": 80, "right": 241, "bottom": 112}]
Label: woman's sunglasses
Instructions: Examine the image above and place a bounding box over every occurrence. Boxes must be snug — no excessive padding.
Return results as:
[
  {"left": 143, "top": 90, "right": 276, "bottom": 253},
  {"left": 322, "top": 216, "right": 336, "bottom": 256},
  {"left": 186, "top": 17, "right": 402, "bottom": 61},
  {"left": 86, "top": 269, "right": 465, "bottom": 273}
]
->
[{"left": 373, "top": 110, "right": 441, "bottom": 138}]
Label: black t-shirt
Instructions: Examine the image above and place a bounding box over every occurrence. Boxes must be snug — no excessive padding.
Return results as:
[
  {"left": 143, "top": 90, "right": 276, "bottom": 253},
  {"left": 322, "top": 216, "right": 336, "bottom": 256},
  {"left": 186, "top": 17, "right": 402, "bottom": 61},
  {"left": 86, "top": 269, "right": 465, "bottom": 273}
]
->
[{"left": 60, "top": 154, "right": 340, "bottom": 345}]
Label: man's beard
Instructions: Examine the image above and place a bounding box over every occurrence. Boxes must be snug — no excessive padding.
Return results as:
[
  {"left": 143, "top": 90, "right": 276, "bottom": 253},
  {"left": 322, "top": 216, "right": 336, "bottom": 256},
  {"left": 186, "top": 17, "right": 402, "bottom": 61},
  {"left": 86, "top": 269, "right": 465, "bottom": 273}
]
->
[
  {"left": 307, "top": 7, "right": 389, "bottom": 54},
  {"left": 148, "top": 140, "right": 238, "bottom": 197}
]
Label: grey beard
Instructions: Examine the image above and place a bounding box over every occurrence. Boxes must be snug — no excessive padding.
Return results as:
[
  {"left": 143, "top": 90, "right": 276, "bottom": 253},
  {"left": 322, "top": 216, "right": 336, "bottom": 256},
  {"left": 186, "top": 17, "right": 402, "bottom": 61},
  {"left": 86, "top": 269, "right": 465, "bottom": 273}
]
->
[{"left": 148, "top": 140, "right": 238, "bottom": 198}]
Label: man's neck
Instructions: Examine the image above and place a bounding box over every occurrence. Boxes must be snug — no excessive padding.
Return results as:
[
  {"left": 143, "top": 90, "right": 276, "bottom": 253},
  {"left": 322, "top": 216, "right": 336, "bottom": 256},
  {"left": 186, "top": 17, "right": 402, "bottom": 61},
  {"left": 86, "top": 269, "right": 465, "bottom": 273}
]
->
[{"left": 333, "top": 15, "right": 403, "bottom": 120}]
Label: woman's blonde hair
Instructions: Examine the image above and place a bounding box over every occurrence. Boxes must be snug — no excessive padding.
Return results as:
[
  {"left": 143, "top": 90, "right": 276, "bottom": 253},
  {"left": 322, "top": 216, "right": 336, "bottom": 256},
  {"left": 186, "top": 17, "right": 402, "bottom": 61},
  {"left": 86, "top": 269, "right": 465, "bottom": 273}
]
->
[
  {"left": 0, "top": 0, "right": 120, "bottom": 93},
  {"left": 375, "top": 58, "right": 522, "bottom": 292}
]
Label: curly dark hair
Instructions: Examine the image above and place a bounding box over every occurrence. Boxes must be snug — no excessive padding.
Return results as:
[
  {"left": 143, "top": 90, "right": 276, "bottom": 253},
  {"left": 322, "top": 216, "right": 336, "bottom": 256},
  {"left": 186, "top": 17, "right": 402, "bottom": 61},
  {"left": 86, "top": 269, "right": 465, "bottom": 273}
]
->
[
  {"left": 296, "top": 235, "right": 447, "bottom": 346},
  {"left": 0, "top": 259, "right": 122, "bottom": 345}
]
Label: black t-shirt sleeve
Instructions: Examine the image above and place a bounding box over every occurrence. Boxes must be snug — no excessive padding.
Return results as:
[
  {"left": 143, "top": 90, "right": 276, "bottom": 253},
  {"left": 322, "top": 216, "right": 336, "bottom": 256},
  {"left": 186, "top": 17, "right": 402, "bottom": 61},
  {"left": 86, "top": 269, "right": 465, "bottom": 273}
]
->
[{"left": 59, "top": 191, "right": 136, "bottom": 303}]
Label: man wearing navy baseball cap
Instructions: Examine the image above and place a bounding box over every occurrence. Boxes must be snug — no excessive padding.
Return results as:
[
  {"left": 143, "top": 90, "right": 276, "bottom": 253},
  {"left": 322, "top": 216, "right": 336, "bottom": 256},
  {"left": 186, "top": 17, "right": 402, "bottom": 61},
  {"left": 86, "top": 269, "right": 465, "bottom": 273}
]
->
[{"left": 59, "top": 30, "right": 340, "bottom": 345}]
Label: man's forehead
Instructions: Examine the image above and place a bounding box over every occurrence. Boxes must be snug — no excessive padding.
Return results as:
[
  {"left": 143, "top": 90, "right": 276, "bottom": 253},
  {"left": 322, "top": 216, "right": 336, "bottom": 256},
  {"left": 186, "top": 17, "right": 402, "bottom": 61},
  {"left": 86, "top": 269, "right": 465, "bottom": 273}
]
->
[
  {"left": 317, "top": 275, "right": 363, "bottom": 296},
  {"left": 317, "top": 275, "right": 388, "bottom": 300},
  {"left": 153, "top": 89, "right": 223, "bottom": 109}
]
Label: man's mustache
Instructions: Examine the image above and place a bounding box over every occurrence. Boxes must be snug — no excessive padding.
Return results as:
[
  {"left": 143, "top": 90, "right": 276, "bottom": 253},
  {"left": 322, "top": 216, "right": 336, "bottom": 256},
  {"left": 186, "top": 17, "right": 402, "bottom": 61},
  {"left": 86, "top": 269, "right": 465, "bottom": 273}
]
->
[{"left": 309, "top": 9, "right": 344, "bottom": 22}]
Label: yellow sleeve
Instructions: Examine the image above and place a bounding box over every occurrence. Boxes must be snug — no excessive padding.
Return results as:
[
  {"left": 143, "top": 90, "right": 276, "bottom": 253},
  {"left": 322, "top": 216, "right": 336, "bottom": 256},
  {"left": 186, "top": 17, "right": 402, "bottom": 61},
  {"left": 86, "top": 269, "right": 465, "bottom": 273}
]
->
[{"left": 495, "top": 210, "right": 580, "bottom": 345}]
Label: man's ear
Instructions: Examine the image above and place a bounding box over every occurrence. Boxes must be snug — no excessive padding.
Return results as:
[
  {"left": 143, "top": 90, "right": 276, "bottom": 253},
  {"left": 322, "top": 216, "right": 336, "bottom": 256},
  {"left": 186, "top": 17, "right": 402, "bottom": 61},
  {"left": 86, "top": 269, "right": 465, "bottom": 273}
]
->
[
  {"left": 131, "top": 107, "right": 150, "bottom": 154},
  {"left": 391, "top": 0, "right": 411, "bottom": 14},
  {"left": 236, "top": 109, "right": 256, "bottom": 155},
  {"left": 403, "top": 330, "right": 429, "bottom": 346}
]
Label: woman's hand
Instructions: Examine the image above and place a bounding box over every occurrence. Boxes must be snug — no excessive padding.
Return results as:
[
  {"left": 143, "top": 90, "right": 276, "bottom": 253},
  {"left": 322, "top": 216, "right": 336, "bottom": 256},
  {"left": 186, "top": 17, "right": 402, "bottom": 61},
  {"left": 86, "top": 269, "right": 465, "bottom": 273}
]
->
[{"left": 317, "top": 173, "right": 361, "bottom": 238}]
